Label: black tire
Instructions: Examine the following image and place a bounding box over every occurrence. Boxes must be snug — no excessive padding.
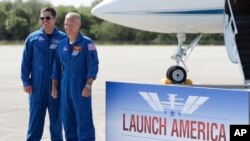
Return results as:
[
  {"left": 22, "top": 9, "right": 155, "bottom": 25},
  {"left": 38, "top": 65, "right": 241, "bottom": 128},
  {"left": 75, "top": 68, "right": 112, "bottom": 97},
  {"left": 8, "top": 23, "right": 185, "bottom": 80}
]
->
[
  {"left": 166, "top": 66, "right": 176, "bottom": 79},
  {"left": 167, "top": 66, "right": 187, "bottom": 84}
]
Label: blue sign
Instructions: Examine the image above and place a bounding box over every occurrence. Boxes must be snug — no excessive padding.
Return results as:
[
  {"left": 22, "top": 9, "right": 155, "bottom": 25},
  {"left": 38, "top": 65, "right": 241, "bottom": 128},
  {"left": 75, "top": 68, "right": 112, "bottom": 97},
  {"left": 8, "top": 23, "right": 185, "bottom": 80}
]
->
[{"left": 106, "top": 81, "right": 249, "bottom": 141}]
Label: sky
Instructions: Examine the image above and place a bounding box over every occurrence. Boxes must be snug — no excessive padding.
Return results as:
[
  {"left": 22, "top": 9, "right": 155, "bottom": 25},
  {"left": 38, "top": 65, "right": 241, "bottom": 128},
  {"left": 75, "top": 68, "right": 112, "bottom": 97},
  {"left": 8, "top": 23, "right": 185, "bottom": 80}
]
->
[
  {"left": 44, "top": 0, "right": 96, "bottom": 7},
  {"left": 0, "top": 0, "right": 96, "bottom": 7}
]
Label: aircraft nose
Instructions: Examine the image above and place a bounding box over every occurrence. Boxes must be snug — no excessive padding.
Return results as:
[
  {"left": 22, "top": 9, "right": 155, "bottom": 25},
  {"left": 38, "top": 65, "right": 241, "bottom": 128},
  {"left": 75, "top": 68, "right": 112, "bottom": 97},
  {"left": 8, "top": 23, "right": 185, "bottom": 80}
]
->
[
  {"left": 91, "top": 0, "right": 112, "bottom": 19},
  {"left": 90, "top": 3, "right": 102, "bottom": 18}
]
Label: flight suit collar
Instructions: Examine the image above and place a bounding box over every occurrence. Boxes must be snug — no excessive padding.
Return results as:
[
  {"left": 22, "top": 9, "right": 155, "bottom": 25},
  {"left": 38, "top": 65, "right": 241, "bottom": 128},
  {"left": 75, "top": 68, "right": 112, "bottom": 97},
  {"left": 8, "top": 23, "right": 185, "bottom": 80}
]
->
[{"left": 68, "top": 32, "right": 84, "bottom": 59}]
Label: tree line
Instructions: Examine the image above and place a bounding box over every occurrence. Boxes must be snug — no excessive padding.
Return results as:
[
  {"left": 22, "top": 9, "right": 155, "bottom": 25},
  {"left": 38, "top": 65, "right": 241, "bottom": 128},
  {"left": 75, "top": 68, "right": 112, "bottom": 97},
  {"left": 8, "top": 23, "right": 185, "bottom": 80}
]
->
[{"left": 0, "top": 0, "right": 224, "bottom": 45}]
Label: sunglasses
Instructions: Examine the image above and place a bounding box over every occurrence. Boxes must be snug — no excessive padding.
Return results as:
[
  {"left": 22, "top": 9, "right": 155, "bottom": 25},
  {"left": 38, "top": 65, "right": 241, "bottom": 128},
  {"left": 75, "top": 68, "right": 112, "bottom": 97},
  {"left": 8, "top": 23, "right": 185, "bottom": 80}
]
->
[{"left": 40, "top": 16, "right": 54, "bottom": 21}]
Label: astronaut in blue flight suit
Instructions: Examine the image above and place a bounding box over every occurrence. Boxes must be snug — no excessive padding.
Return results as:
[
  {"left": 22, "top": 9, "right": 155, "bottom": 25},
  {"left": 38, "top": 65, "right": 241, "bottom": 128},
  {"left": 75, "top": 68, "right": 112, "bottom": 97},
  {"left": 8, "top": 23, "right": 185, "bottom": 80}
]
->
[
  {"left": 51, "top": 12, "right": 99, "bottom": 141},
  {"left": 21, "top": 7, "right": 67, "bottom": 141}
]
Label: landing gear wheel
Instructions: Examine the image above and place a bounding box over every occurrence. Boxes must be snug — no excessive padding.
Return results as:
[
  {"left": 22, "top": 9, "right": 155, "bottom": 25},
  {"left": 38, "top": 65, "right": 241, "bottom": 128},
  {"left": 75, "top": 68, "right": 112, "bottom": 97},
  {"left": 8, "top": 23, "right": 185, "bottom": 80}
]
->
[
  {"left": 166, "top": 66, "right": 187, "bottom": 84},
  {"left": 166, "top": 66, "right": 176, "bottom": 80}
]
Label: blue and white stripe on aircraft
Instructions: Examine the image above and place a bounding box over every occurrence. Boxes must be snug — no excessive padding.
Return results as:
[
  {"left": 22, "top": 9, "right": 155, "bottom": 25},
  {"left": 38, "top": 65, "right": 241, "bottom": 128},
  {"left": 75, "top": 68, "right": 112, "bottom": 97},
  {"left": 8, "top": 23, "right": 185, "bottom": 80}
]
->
[{"left": 106, "top": 9, "right": 224, "bottom": 15}]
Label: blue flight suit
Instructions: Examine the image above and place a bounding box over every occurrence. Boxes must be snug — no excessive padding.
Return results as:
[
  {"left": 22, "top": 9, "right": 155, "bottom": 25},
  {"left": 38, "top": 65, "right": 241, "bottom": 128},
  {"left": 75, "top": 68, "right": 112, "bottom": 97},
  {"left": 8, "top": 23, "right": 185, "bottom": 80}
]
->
[
  {"left": 52, "top": 32, "right": 99, "bottom": 141},
  {"left": 21, "top": 27, "right": 67, "bottom": 141}
]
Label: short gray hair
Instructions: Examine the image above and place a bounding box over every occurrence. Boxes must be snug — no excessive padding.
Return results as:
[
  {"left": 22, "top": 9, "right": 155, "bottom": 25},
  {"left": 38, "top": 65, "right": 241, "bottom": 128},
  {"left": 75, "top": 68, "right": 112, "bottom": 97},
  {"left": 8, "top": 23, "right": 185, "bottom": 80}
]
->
[{"left": 66, "top": 12, "right": 81, "bottom": 21}]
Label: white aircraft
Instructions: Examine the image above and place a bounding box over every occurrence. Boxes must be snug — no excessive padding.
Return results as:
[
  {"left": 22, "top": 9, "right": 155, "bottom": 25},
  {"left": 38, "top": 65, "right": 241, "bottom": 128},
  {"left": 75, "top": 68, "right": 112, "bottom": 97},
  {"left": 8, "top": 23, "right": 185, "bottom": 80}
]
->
[{"left": 91, "top": 0, "right": 250, "bottom": 85}]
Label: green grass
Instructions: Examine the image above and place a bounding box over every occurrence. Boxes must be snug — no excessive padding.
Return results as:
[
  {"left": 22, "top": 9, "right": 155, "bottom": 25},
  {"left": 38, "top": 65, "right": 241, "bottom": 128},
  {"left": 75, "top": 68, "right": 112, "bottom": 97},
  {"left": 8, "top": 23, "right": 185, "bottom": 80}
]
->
[{"left": 0, "top": 40, "right": 24, "bottom": 45}]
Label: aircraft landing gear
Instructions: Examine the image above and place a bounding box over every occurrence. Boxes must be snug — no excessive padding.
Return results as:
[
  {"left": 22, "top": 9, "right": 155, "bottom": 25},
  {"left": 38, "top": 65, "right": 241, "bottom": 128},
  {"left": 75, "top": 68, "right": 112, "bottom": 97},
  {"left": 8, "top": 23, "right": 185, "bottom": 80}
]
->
[
  {"left": 162, "top": 33, "right": 202, "bottom": 85},
  {"left": 166, "top": 66, "right": 187, "bottom": 84},
  {"left": 163, "top": 65, "right": 192, "bottom": 85}
]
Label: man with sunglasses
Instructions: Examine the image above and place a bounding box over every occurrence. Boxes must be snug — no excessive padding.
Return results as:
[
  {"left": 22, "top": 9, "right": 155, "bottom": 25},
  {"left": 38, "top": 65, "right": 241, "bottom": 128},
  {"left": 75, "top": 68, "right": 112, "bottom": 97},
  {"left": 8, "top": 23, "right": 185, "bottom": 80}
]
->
[{"left": 21, "top": 7, "right": 67, "bottom": 141}]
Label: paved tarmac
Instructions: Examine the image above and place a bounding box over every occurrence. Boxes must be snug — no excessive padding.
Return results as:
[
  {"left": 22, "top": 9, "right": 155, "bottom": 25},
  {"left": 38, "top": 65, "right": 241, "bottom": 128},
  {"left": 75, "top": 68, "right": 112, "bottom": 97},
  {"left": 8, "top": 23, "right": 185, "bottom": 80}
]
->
[{"left": 0, "top": 45, "right": 244, "bottom": 141}]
